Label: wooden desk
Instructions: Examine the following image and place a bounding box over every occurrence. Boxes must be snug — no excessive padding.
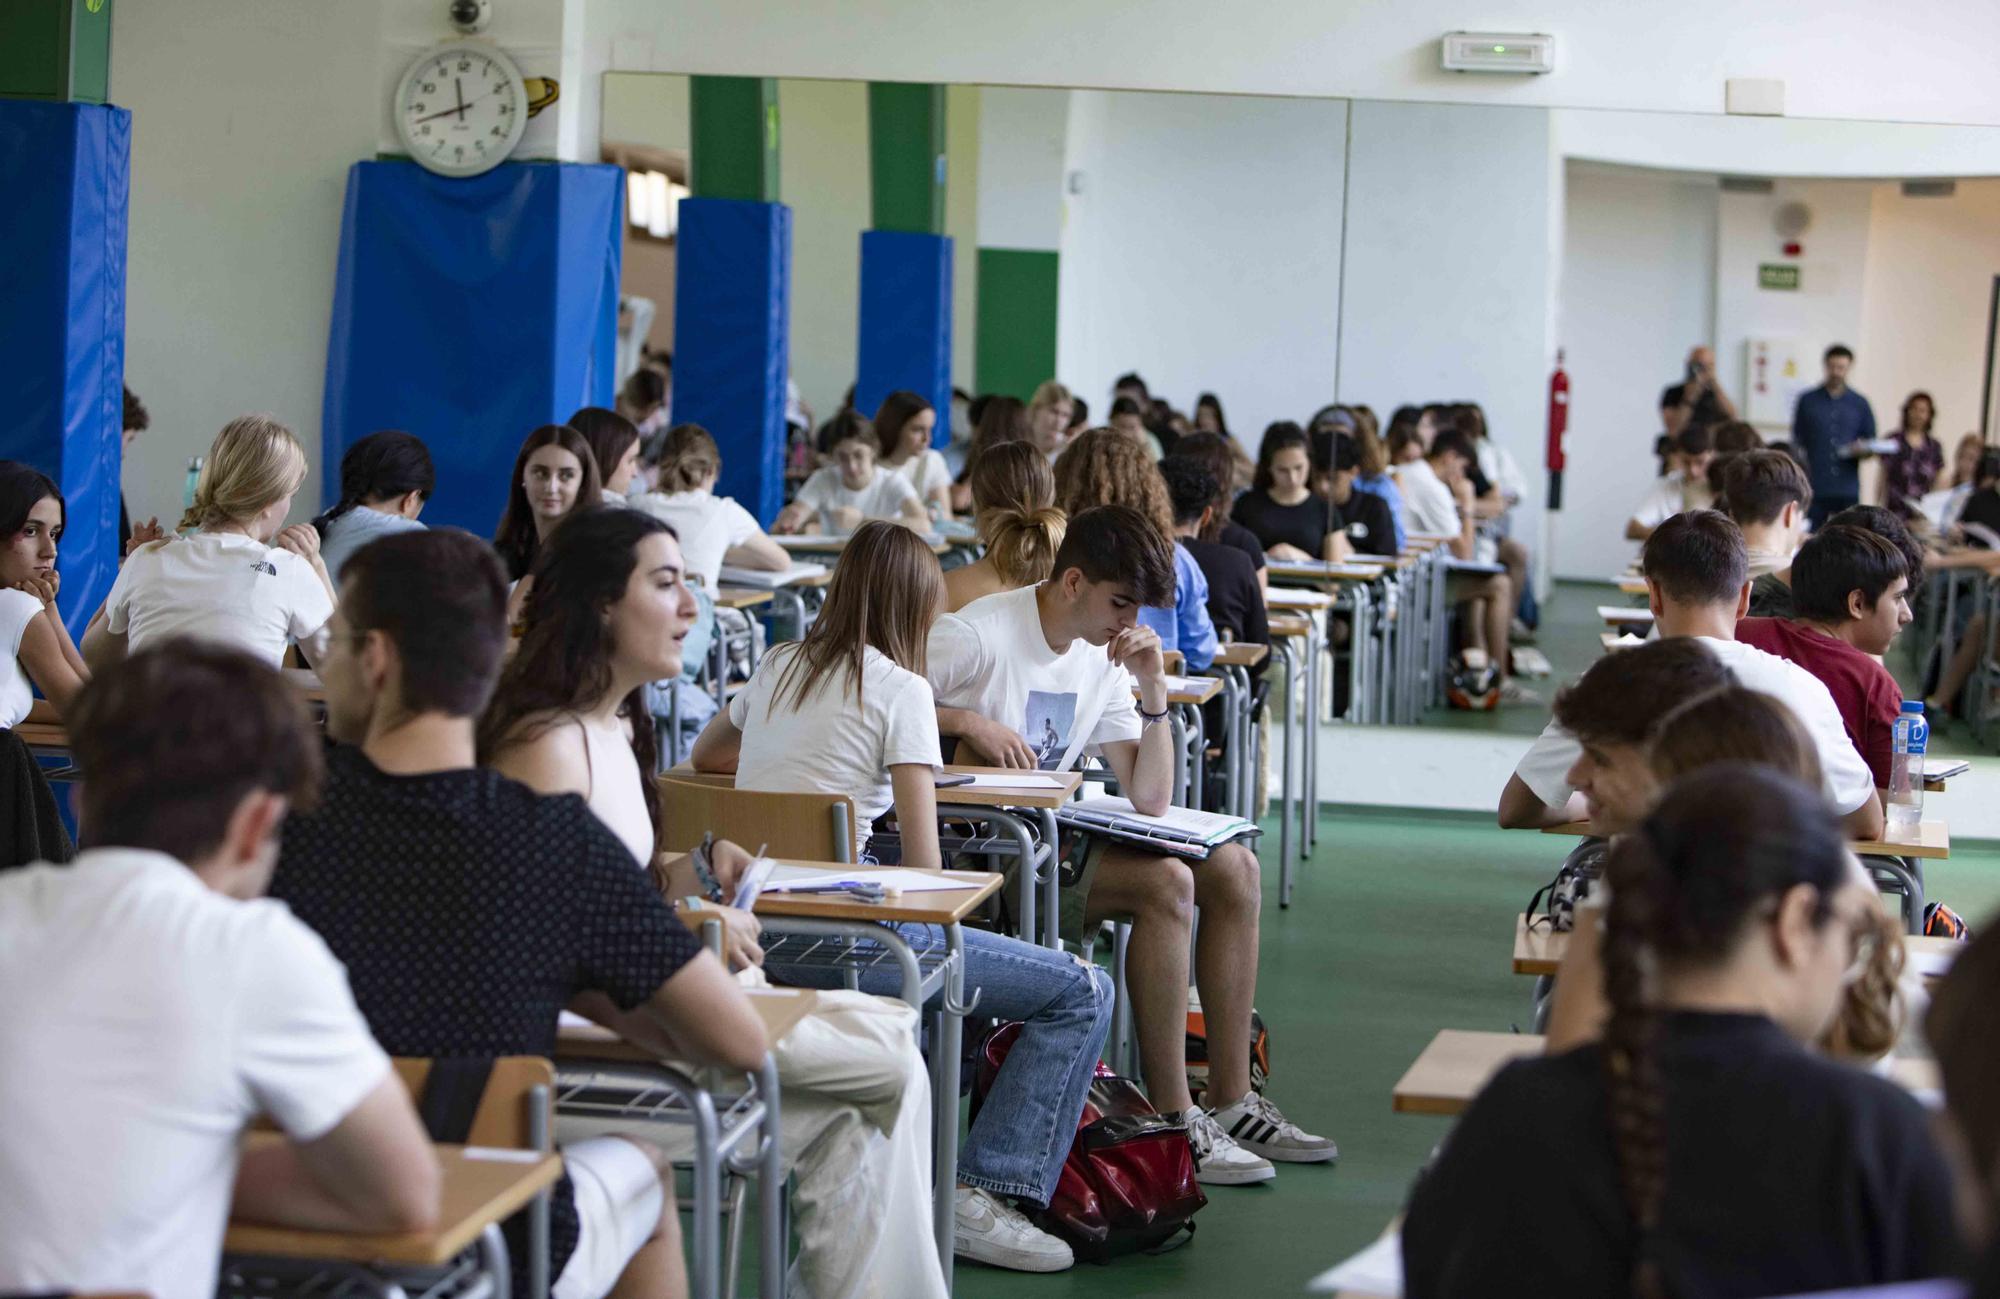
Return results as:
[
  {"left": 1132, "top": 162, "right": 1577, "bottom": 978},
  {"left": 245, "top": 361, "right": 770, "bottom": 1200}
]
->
[
  {"left": 935, "top": 764, "right": 1082, "bottom": 808},
  {"left": 1145, "top": 675, "right": 1224, "bottom": 707},
  {"left": 1511, "top": 912, "right": 1965, "bottom": 983},
  {"left": 1267, "top": 612, "right": 1313, "bottom": 638},
  {"left": 1213, "top": 641, "right": 1270, "bottom": 669},
  {"left": 1162, "top": 649, "right": 1185, "bottom": 674},
  {"left": 556, "top": 988, "right": 819, "bottom": 1064},
  {"left": 752, "top": 860, "right": 1004, "bottom": 924},
  {"left": 1598, "top": 605, "right": 1655, "bottom": 628},
  {"left": 772, "top": 533, "right": 951, "bottom": 556},
  {"left": 1599, "top": 631, "right": 1644, "bottom": 653},
  {"left": 1616, "top": 577, "right": 1649, "bottom": 596},
  {"left": 226, "top": 1137, "right": 561, "bottom": 1266},
  {"left": 1266, "top": 588, "right": 1338, "bottom": 612},
  {"left": 17, "top": 667, "right": 326, "bottom": 752},
  {"left": 1541, "top": 819, "right": 1952, "bottom": 861},
  {"left": 715, "top": 587, "right": 776, "bottom": 611},
  {"left": 1394, "top": 1028, "right": 1941, "bottom": 1117}
]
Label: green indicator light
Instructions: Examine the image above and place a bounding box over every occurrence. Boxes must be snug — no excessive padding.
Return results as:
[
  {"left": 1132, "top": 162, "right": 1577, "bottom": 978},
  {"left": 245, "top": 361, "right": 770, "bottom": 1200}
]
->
[{"left": 1494, "top": 44, "right": 1507, "bottom": 52}]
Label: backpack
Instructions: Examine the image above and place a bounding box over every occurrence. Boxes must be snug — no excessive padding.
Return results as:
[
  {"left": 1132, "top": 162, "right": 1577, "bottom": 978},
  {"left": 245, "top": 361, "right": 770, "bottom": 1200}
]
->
[
  {"left": 1185, "top": 995, "right": 1270, "bottom": 1104},
  {"left": 1924, "top": 901, "right": 1971, "bottom": 940},
  {"left": 973, "top": 1022, "right": 1206, "bottom": 1260},
  {"left": 1525, "top": 840, "right": 1609, "bottom": 934}
]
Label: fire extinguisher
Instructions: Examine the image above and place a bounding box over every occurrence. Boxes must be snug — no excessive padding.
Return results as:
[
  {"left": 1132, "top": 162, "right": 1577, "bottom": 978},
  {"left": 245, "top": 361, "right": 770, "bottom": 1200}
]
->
[{"left": 1546, "top": 348, "right": 1570, "bottom": 511}]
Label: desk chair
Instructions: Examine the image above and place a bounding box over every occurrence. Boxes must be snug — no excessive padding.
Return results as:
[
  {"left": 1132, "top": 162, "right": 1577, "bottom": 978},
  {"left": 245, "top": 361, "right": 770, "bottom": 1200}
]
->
[
  {"left": 222, "top": 1055, "right": 555, "bottom": 1299},
  {"left": 658, "top": 775, "right": 858, "bottom": 864}
]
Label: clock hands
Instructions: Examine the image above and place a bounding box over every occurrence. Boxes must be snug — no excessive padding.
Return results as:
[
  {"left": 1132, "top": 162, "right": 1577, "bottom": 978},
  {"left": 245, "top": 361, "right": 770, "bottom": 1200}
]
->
[
  {"left": 454, "top": 77, "right": 466, "bottom": 121},
  {"left": 410, "top": 88, "right": 499, "bottom": 125}
]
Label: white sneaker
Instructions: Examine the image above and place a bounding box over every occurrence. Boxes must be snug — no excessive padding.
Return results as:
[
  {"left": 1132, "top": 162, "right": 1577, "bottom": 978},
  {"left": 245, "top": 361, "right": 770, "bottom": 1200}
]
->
[
  {"left": 1182, "top": 1106, "right": 1276, "bottom": 1185},
  {"left": 1209, "top": 1092, "right": 1339, "bottom": 1164},
  {"left": 953, "top": 1186, "right": 1074, "bottom": 1272}
]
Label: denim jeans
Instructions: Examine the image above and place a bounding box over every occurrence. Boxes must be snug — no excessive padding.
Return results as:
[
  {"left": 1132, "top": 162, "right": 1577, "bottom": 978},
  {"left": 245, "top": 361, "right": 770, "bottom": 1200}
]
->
[{"left": 765, "top": 925, "right": 1113, "bottom": 1205}]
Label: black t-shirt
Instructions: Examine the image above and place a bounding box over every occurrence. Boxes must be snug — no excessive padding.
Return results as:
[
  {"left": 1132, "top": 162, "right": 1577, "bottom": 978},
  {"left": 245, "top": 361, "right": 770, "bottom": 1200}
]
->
[
  {"left": 1231, "top": 490, "right": 1335, "bottom": 558},
  {"left": 1960, "top": 488, "right": 2000, "bottom": 545},
  {"left": 1748, "top": 572, "right": 1794, "bottom": 619},
  {"left": 272, "top": 745, "right": 701, "bottom": 1287},
  {"left": 1183, "top": 537, "right": 1268, "bottom": 664},
  {"left": 1402, "top": 1012, "right": 1961, "bottom": 1299},
  {"left": 1217, "top": 520, "right": 1266, "bottom": 574},
  {"left": 1333, "top": 489, "right": 1398, "bottom": 558}
]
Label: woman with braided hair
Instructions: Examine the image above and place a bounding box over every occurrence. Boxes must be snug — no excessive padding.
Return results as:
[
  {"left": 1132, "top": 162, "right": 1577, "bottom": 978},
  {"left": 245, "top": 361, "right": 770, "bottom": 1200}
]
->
[{"left": 1404, "top": 767, "right": 1959, "bottom": 1298}]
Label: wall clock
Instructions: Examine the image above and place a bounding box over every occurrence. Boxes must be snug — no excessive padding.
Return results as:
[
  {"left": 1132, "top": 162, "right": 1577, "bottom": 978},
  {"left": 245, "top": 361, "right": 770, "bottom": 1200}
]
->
[{"left": 393, "top": 40, "right": 529, "bottom": 178}]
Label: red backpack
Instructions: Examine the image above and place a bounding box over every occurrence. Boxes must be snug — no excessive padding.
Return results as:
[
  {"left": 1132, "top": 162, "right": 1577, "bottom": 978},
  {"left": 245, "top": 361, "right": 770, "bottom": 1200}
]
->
[{"left": 972, "top": 1022, "right": 1207, "bottom": 1260}]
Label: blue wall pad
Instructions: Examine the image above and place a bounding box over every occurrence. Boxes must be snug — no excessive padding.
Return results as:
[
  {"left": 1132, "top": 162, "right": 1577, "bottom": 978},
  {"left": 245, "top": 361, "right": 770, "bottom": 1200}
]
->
[
  {"left": 324, "top": 161, "right": 623, "bottom": 536},
  {"left": 856, "top": 230, "right": 952, "bottom": 448},
  {"left": 0, "top": 101, "right": 129, "bottom": 638},
  {"left": 671, "top": 199, "right": 792, "bottom": 525}
]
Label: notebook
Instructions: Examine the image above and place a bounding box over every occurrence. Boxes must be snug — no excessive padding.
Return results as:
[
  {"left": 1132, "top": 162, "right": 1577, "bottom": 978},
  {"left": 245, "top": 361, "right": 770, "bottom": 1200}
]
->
[{"left": 717, "top": 560, "right": 826, "bottom": 588}]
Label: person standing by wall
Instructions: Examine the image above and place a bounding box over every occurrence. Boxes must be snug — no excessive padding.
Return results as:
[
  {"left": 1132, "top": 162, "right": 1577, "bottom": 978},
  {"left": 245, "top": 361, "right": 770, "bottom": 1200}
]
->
[
  {"left": 1674, "top": 345, "right": 1737, "bottom": 431},
  {"left": 1879, "top": 392, "right": 1944, "bottom": 521},
  {"left": 1792, "top": 345, "right": 1877, "bottom": 528}
]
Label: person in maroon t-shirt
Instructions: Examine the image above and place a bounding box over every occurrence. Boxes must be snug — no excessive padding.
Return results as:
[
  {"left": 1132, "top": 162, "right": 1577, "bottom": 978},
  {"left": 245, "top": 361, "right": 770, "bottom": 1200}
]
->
[{"left": 1736, "top": 525, "right": 1910, "bottom": 790}]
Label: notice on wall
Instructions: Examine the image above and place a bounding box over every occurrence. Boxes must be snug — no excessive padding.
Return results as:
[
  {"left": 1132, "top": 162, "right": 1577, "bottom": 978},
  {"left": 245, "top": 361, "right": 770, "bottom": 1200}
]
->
[{"left": 1757, "top": 263, "right": 1801, "bottom": 291}]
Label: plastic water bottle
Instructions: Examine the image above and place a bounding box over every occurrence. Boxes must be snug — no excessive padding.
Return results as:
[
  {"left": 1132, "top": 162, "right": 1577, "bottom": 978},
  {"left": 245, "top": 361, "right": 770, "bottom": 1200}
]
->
[
  {"left": 183, "top": 456, "right": 204, "bottom": 516},
  {"left": 1887, "top": 700, "right": 1928, "bottom": 833}
]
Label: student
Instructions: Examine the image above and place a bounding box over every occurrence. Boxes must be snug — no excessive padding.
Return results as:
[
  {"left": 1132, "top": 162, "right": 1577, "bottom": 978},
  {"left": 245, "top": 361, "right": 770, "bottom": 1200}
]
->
[
  {"left": 0, "top": 643, "right": 439, "bottom": 1299},
  {"left": 1928, "top": 927, "right": 2000, "bottom": 1293},
  {"left": 774, "top": 414, "right": 927, "bottom": 535},
  {"left": 1499, "top": 510, "right": 1883, "bottom": 837},
  {"left": 1175, "top": 431, "right": 1267, "bottom": 588},
  {"left": 1720, "top": 449, "right": 1812, "bottom": 615},
  {"left": 1343, "top": 416, "right": 1408, "bottom": 553},
  {"left": 1409, "top": 766, "right": 1959, "bottom": 1299},
  {"left": 951, "top": 396, "right": 1036, "bottom": 512},
  {"left": 492, "top": 423, "right": 603, "bottom": 582},
  {"left": 1055, "top": 427, "right": 1218, "bottom": 671},
  {"left": 874, "top": 390, "right": 952, "bottom": 520},
  {"left": 85, "top": 415, "right": 335, "bottom": 671},
  {"left": 271, "top": 529, "right": 768, "bottom": 1299},
  {"left": 311, "top": 430, "right": 432, "bottom": 580},
  {"left": 1626, "top": 424, "right": 1716, "bottom": 542},
  {"left": 1193, "top": 391, "right": 1228, "bottom": 436},
  {"left": 1027, "top": 380, "right": 1077, "bottom": 462},
  {"left": 476, "top": 512, "right": 953, "bottom": 1294},
  {"left": 1400, "top": 428, "right": 1525, "bottom": 700},
  {"left": 691, "top": 520, "right": 1116, "bottom": 1272},
  {"left": 943, "top": 442, "right": 1065, "bottom": 613},
  {"left": 1322, "top": 432, "right": 1400, "bottom": 559},
  {"left": 616, "top": 366, "right": 668, "bottom": 454},
  {"left": 0, "top": 462, "right": 88, "bottom": 722},
  {"left": 625, "top": 424, "right": 786, "bottom": 592},
  {"left": 1737, "top": 525, "right": 1910, "bottom": 791},
  {"left": 929, "top": 505, "right": 1336, "bottom": 1184},
  {"left": 1161, "top": 456, "right": 1267, "bottom": 656},
  {"left": 568, "top": 406, "right": 643, "bottom": 498},
  {"left": 1108, "top": 396, "right": 1164, "bottom": 462},
  {"left": 119, "top": 384, "right": 151, "bottom": 553},
  {"left": 1231, "top": 423, "right": 1345, "bottom": 562}
]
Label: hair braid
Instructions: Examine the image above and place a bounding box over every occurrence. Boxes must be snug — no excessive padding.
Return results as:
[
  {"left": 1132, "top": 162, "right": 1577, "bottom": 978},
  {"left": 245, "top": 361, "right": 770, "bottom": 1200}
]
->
[{"left": 1601, "top": 829, "right": 1671, "bottom": 1299}]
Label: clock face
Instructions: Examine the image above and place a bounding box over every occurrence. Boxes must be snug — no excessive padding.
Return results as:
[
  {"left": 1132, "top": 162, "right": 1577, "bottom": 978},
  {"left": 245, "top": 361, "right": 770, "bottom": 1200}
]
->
[{"left": 394, "top": 42, "right": 528, "bottom": 178}]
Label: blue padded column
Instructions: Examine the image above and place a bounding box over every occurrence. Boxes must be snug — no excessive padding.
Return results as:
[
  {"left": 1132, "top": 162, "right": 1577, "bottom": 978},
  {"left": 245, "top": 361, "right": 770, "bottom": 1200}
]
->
[
  {"left": 855, "top": 230, "right": 952, "bottom": 447},
  {"left": 323, "top": 161, "right": 623, "bottom": 536},
  {"left": 0, "top": 101, "right": 129, "bottom": 638},
  {"left": 671, "top": 198, "right": 792, "bottom": 525}
]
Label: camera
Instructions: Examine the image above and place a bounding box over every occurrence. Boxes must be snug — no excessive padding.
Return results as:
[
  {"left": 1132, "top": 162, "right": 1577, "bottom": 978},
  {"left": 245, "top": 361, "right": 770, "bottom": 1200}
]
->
[{"left": 449, "top": 0, "right": 492, "bottom": 34}]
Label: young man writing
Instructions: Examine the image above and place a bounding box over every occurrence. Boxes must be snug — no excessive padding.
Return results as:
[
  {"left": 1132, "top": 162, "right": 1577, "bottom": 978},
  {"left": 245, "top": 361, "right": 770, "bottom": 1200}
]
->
[
  {"left": 1626, "top": 424, "right": 1716, "bottom": 542},
  {"left": 929, "top": 505, "right": 1335, "bottom": 1185},
  {"left": 1401, "top": 428, "right": 1527, "bottom": 702},
  {"left": 1497, "top": 510, "right": 1883, "bottom": 838},
  {"left": 1737, "top": 524, "right": 1911, "bottom": 793},
  {"left": 0, "top": 643, "right": 439, "bottom": 1299},
  {"left": 270, "top": 529, "right": 769, "bottom": 1299}
]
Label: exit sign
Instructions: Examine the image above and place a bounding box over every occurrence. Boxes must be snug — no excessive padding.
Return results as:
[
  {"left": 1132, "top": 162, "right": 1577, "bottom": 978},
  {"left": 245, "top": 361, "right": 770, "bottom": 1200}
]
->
[{"left": 1758, "top": 263, "right": 1801, "bottom": 291}]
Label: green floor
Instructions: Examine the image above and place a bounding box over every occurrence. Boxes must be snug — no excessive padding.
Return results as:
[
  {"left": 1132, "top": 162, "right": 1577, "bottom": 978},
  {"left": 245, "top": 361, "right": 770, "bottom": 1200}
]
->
[{"left": 954, "top": 807, "right": 2000, "bottom": 1297}]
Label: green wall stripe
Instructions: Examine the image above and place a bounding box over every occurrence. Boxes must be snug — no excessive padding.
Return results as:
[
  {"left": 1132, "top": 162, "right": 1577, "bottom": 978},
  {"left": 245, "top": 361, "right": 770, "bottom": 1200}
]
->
[
  {"left": 975, "top": 247, "right": 1059, "bottom": 400},
  {"left": 0, "top": 0, "right": 109, "bottom": 102},
  {"left": 868, "top": 81, "right": 945, "bottom": 234},
  {"left": 690, "top": 75, "right": 779, "bottom": 202}
]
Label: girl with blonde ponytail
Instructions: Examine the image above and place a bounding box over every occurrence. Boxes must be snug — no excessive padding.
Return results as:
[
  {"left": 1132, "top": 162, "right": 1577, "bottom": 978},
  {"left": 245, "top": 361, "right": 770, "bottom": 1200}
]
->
[
  {"left": 84, "top": 415, "right": 336, "bottom": 670},
  {"left": 1403, "top": 767, "right": 1959, "bottom": 1299},
  {"left": 942, "top": 441, "right": 1065, "bottom": 613}
]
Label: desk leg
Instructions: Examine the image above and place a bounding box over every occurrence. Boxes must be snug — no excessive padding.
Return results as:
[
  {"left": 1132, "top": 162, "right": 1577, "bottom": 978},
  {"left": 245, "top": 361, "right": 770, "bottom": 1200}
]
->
[
  {"left": 1168, "top": 709, "right": 1190, "bottom": 808},
  {"left": 1303, "top": 613, "right": 1321, "bottom": 856},
  {"left": 709, "top": 624, "right": 728, "bottom": 710},
  {"left": 1861, "top": 853, "right": 1926, "bottom": 935},
  {"left": 528, "top": 1083, "right": 551, "bottom": 1299},
  {"left": 691, "top": 1089, "right": 724, "bottom": 1299},
  {"left": 770, "top": 587, "right": 806, "bottom": 644},
  {"left": 755, "top": 1055, "right": 788, "bottom": 1299},
  {"left": 1040, "top": 808, "right": 1062, "bottom": 951},
  {"left": 1185, "top": 702, "right": 1206, "bottom": 810},
  {"left": 933, "top": 925, "right": 974, "bottom": 1283},
  {"left": 1273, "top": 637, "right": 1297, "bottom": 895},
  {"left": 478, "top": 1221, "right": 514, "bottom": 1299}
]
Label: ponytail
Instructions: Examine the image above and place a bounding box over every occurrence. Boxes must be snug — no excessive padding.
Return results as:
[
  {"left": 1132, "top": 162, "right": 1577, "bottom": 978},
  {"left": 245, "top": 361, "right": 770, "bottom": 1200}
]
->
[
  {"left": 983, "top": 505, "right": 1066, "bottom": 587},
  {"left": 1600, "top": 829, "right": 1670, "bottom": 1299},
  {"left": 311, "top": 430, "right": 434, "bottom": 541}
]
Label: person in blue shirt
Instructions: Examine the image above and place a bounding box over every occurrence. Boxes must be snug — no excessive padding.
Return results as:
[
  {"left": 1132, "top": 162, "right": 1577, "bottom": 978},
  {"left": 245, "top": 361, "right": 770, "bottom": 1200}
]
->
[{"left": 1792, "top": 344, "right": 1877, "bottom": 527}]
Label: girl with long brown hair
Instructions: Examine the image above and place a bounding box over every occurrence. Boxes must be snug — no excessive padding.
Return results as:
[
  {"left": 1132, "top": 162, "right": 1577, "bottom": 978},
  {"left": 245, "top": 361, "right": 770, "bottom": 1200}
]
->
[
  {"left": 492, "top": 423, "right": 602, "bottom": 581},
  {"left": 942, "top": 442, "right": 1065, "bottom": 613},
  {"left": 874, "top": 390, "right": 952, "bottom": 521},
  {"left": 1405, "top": 766, "right": 1958, "bottom": 1299},
  {"left": 949, "top": 395, "right": 1034, "bottom": 512},
  {"left": 1054, "top": 426, "right": 1217, "bottom": 670}
]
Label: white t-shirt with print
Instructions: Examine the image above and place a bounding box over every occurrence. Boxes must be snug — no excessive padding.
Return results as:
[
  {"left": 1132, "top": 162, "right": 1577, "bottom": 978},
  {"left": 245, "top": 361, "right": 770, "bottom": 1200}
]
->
[
  {"left": 105, "top": 532, "right": 334, "bottom": 667},
  {"left": 1511, "top": 635, "right": 1875, "bottom": 815},
  {"left": 890, "top": 449, "right": 951, "bottom": 505},
  {"left": 629, "top": 488, "right": 762, "bottom": 590},
  {"left": 793, "top": 465, "right": 921, "bottom": 532},
  {"left": 0, "top": 587, "right": 43, "bottom": 730},
  {"left": 927, "top": 584, "right": 1141, "bottom": 772},
  {"left": 729, "top": 643, "right": 942, "bottom": 828},
  {"left": 0, "top": 848, "right": 390, "bottom": 1299},
  {"left": 1397, "top": 457, "right": 1461, "bottom": 536}
]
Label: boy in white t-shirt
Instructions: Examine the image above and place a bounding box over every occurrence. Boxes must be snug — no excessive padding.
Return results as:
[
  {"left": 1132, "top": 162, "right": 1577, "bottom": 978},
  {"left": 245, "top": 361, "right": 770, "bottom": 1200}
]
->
[
  {"left": 626, "top": 423, "right": 790, "bottom": 590},
  {"left": 774, "top": 415, "right": 928, "bottom": 536},
  {"left": 0, "top": 643, "right": 438, "bottom": 1299},
  {"left": 1497, "top": 509, "right": 1883, "bottom": 838},
  {"left": 929, "top": 505, "right": 1337, "bottom": 1185}
]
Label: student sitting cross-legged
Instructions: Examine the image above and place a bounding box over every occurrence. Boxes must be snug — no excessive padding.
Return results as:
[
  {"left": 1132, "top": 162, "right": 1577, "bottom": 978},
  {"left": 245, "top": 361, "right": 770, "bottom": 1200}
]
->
[
  {"left": 480, "top": 508, "right": 951, "bottom": 1297},
  {"left": 1406, "top": 767, "right": 1961, "bottom": 1298},
  {"left": 1498, "top": 509, "right": 1884, "bottom": 839},
  {"left": 1736, "top": 524, "right": 1910, "bottom": 795},
  {"left": 690, "top": 519, "right": 1116, "bottom": 1274},
  {"left": 928, "top": 504, "right": 1335, "bottom": 1184},
  {"left": 0, "top": 643, "right": 440, "bottom": 1299},
  {"left": 270, "top": 528, "right": 768, "bottom": 1299}
]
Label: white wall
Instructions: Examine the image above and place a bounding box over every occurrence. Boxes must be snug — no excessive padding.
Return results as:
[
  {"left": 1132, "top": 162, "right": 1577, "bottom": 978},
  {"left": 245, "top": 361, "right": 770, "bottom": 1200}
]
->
[
  {"left": 1858, "top": 180, "right": 2000, "bottom": 448},
  {"left": 1551, "top": 165, "right": 1717, "bottom": 577},
  {"left": 584, "top": 0, "right": 2000, "bottom": 129},
  {"left": 113, "top": 0, "right": 388, "bottom": 525},
  {"left": 776, "top": 79, "right": 871, "bottom": 428},
  {"left": 1055, "top": 90, "right": 1346, "bottom": 435},
  {"left": 1338, "top": 101, "right": 1556, "bottom": 549},
  {"left": 976, "top": 87, "right": 1068, "bottom": 251},
  {"left": 1555, "top": 109, "right": 2000, "bottom": 179}
]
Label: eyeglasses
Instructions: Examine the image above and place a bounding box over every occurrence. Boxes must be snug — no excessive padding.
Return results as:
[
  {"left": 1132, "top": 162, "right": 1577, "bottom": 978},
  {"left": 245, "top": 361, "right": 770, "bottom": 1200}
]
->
[{"left": 301, "top": 623, "right": 369, "bottom": 662}]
